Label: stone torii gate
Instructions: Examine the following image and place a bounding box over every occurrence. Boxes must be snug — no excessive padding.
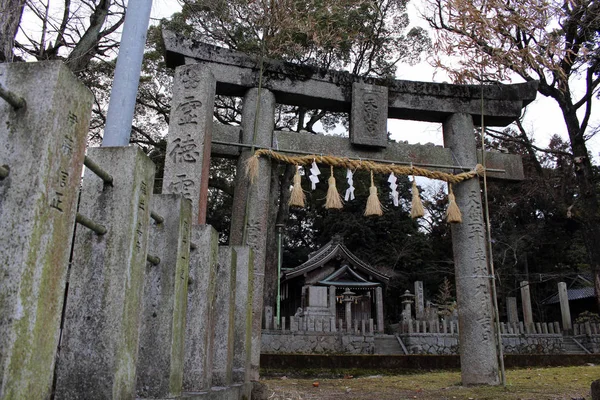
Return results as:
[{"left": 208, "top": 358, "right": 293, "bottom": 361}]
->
[{"left": 162, "top": 30, "right": 537, "bottom": 385}]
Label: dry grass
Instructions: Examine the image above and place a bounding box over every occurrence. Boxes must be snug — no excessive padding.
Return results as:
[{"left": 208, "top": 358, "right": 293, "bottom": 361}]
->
[{"left": 261, "top": 365, "right": 600, "bottom": 399}]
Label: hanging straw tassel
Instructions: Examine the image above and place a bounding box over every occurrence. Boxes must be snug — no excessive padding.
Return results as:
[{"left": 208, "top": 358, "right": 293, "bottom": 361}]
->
[
  {"left": 325, "top": 166, "right": 343, "bottom": 209},
  {"left": 446, "top": 184, "right": 462, "bottom": 223},
  {"left": 410, "top": 177, "right": 425, "bottom": 219},
  {"left": 245, "top": 153, "right": 260, "bottom": 184},
  {"left": 364, "top": 171, "right": 383, "bottom": 216},
  {"left": 288, "top": 166, "right": 305, "bottom": 208}
]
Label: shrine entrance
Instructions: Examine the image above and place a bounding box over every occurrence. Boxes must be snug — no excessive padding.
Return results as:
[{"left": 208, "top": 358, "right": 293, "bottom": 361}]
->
[{"left": 162, "top": 29, "right": 537, "bottom": 385}]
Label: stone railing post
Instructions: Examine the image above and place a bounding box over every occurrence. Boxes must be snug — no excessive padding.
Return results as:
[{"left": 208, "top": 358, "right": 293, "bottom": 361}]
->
[
  {"left": 55, "top": 146, "right": 155, "bottom": 399},
  {"left": 0, "top": 61, "right": 92, "bottom": 400},
  {"left": 163, "top": 64, "right": 216, "bottom": 224},
  {"left": 136, "top": 195, "right": 192, "bottom": 399}
]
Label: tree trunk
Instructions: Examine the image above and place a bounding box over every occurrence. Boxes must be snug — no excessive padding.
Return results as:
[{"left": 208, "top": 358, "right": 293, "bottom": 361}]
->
[
  {"left": 563, "top": 109, "right": 600, "bottom": 312},
  {"left": 0, "top": 0, "right": 26, "bottom": 62}
]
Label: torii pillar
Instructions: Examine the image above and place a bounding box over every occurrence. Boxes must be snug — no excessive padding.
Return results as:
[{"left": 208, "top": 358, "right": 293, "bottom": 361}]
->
[{"left": 443, "top": 113, "right": 500, "bottom": 385}]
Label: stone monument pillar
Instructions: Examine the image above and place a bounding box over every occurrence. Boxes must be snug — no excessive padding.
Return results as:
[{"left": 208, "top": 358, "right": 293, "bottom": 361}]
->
[
  {"left": 414, "top": 281, "right": 425, "bottom": 319},
  {"left": 329, "top": 285, "right": 337, "bottom": 316},
  {"left": 506, "top": 297, "right": 519, "bottom": 323},
  {"left": 520, "top": 281, "right": 534, "bottom": 330},
  {"left": 558, "top": 282, "right": 572, "bottom": 331},
  {"left": 443, "top": 113, "right": 500, "bottom": 386},
  {"left": 376, "top": 286, "right": 384, "bottom": 333},
  {"left": 0, "top": 61, "right": 92, "bottom": 400},
  {"left": 229, "top": 88, "right": 275, "bottom": 380},
  {"left": 343, "top": 288, "right": 355, "bottom": 332},
  {"left": 162, "top": 64, "right": 216, "bottom": 224}
]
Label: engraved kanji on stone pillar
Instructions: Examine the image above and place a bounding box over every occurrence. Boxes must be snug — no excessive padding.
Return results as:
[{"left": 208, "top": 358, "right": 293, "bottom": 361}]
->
[
  {"left": 350, "top": 82, "right": 388, "bottom": 148},
  {"left": 443, "top": 113, "right": 500, "bottom": 386},
  {"left": 163, "top": 64, "right": 216, "bottom": 224}
]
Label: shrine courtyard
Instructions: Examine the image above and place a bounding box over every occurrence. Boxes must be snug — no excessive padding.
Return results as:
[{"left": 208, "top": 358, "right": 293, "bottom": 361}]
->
[{"left": 260, "top": 364, "right": 600, "bottom": 399}]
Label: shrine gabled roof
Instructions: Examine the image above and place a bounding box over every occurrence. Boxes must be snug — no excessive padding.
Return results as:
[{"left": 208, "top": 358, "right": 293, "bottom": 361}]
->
[
  {"left": 282, "top": 239, "right": 389, "bottom": 284},
  {"left": 318, "top": 264, "right": 381, "bottom": 288}
]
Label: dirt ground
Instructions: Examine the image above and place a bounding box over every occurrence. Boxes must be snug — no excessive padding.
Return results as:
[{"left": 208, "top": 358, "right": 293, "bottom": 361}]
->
[{"left": 261, "top": 365, "right": 600, "bottom": 400}]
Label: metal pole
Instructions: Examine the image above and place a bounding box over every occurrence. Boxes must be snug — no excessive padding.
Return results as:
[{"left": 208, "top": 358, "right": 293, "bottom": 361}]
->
[
  {"left": 0, "top": 82, "right": 26, "bottom": 110},
  {"left": 84, "top": 156, "right": 113, "bottom": 185},
  {"left": 102, "top": 0, "right": 153, "bottom": 147},
  {"left": 76, "top": 213, "right": 107, "bottom": 235},
  {"left": 276, "top": 223, "right": 285, "bottom": 323},
  {"left": 0, "top": 165, "right": 9, "bottom": 180}
]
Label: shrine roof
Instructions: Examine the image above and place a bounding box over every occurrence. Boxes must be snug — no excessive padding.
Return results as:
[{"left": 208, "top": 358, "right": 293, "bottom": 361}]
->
[{"left": 282, "top": 238, "right": 389, "bottom": 285}]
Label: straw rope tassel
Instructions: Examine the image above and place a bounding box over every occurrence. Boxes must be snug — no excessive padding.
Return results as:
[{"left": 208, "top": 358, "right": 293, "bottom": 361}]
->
[
  {"left": 410, "top": 176, "right": 425, "bottom": 219},
  {"left": 446, "top": 184, "right": 462, "bottom": 223},
  {"left": 325, "top": 166, "right": 343, "bottom": 209},
  {"left": 245, "top": 154, "right": 260, "bottom": 184},
  {"left": 289, "top": 166, "right": 305, "bottom": 207},
  {"left": 364, "top": 171, "right": 383, "bottom": 216}
]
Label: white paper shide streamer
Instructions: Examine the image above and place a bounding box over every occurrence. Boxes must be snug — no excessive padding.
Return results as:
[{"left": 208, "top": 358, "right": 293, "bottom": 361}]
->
[
  {"left": 388, "top": 172, "right": 399, "bottom": 207},
  {"left": 345, "top": 168, "right": 355, "bottom": 201},
  {"left": 309, "top": 160, "right": 321, "bottom": 190}
]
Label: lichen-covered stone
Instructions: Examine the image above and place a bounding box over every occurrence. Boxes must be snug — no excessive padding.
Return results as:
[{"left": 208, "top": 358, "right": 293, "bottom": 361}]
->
[{"left": 0, "top": 61, "right": 92, "bottom": 400}]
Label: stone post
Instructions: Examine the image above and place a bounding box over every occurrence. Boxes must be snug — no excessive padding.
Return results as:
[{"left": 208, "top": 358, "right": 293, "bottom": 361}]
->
[
  {"left": 54, "top": 146, "right": 155, "bottom": 399},
  {"left": 136, "top": 195, "right": 192, "bottom": 399},
  {"left": 329, "top": 285, "right": 337, "bottom": 316},
  {"left": 506, "top": 297, "right": 519, "bottom": 323},
  {"left": 443, "top": 113, "right": 500, "bottom": 386},
  {"left": 558, "top": 282, "right": 572, "bottom": 331},
  {"left": 414, "top": 281, "right": 425, "bottom": 319},
  {"left": 0, "top": 62, "right": 92, "bottom": 400},
  {"left": 520, "top": 281, "right": 534, "bottom": 329},
  {"left": 183, "top": 225, "right": 219, "bottom": 392},
  {"left": 343, "top": 288, "right": 355, "bottom": 332},
  {"left": 212, "top": 247, "right": 237, "bottom": 387},
  {"left": 229, "top": 88, "right": 275, "bottom": 380},
  {"left": 232, "top": 246, "right": 254, "bottom": 388},
  {"left": 162, "top": 65, "right": 216, "bottom": 224},
  {"left": 376, "top": 286, "right": 384, "bottom": 333}
]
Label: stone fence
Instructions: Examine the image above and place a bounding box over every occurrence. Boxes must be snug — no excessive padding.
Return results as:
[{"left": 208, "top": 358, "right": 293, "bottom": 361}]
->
[{"left": 1, "top": 62, "right": 253, "bottom": 400}]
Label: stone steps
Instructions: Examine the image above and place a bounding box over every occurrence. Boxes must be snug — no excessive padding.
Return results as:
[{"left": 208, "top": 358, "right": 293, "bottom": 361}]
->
[
  {"left": 563, "top": 337, "right": 589, "bottom": 354},
  {"left": 374, "top": 335, "right": 404, "bottom": 355}
]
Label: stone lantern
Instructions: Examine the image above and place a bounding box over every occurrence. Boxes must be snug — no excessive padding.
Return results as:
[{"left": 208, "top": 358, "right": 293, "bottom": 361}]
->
[
  {"left": 342, "top": 287, "right": 355, "bottom": 331},
  {"left": 401, "top": 290, "right": 415, "bottom": 322}
]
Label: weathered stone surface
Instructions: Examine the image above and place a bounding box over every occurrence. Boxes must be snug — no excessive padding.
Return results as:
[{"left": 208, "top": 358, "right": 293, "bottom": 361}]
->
[
  {"left": 376, "top": 287, "right": 384, "bottom": 333},
  {"left": 184, "top": 225, "right": 218, "bottom": 391},
  {"left": 443, "top": 113, "right": 500, "bottom": 386},
  {"left": 558, "top": 282, "right": 572, "bottom": 331},
  {"left": 55, "top": 146, "right": 155, "bottom": 399},
  {"left": 350, "top": 83, "right": 388, "bottom": 147},
  {"left": 163, "top": 30, "right": 538, "bottom": 126},
  {"left": 211, "top": 128, "right": 525, "bottom": 181},
  {"left": 261, "top": 331, "right": 375, "bottom": 354},
  {"left": 414, "top": 281, "right": 425, "bottom": 319},
  {"left": 506, "top": 297, "right": 519, "bottom": 323},
  {"left": 0, "top": 61, "right": 92, "bottom": 400},
  {"left": 136, "top": 194, "right": 192, "bottom": 398},
  {"left": 229, "top": 88, "right": 275, "bottom": 380},
  {"left": 232, "top": 246, "right": 254, "bottom": 384},
  {"left": 212, "top": 247, "right": 237, "bottom": 387},
  {"left": 521, "top": 281, "right": 534, "bottom": 328},
  {"left": 308, "top": 286, "right": 328, "bottom": 307},
  {"left": 163, "top": 65, "right": 216, "bottom": 224}
]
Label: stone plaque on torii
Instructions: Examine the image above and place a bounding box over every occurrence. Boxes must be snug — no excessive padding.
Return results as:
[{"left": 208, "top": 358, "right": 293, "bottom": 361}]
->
[{"left": 162, "top": 30, "right": 537, "bottom": 385}]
